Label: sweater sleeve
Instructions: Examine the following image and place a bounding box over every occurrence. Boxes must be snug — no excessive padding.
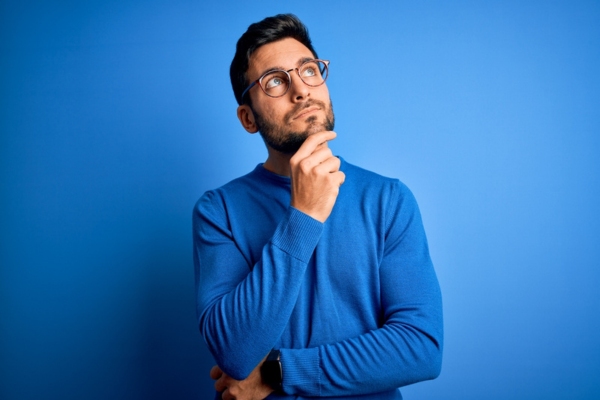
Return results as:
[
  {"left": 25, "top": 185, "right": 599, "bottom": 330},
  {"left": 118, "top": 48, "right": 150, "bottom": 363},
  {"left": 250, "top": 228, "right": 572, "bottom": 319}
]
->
[
  {"left": 280, "top": 183, "right": 443, "bottom": 397},
  {"left": 193, "top": 191, "right": 324, "bottom": 380}
]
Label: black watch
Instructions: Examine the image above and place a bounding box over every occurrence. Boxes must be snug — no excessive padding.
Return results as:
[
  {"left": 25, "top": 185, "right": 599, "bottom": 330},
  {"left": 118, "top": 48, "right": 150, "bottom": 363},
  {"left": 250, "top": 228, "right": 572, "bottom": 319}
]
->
[{"left": 260, "top": 349, "right": 283, "bottom": 391}]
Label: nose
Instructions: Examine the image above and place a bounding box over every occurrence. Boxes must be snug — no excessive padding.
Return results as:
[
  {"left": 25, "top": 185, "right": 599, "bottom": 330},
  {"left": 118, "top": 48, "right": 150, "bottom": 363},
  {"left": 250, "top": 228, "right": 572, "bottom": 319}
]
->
[{"left": 288, "top": 69, "right": 310, "bottom": 102}]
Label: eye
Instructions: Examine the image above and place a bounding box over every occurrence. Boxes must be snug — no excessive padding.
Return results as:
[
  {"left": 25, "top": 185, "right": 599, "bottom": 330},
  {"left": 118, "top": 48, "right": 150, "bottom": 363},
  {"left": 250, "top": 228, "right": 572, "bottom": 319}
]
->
[
  {"left": 305, "top": 67, "right": 316, "bottom": 76},
  {"left": 301, "top": 65, "right": 318, "bottom": 78},
  {"left": 265, "top": 77, "right": 283, "bottom": 88},
  {"left": 263, "top": 71, "right": 288, "bottom": 90}
]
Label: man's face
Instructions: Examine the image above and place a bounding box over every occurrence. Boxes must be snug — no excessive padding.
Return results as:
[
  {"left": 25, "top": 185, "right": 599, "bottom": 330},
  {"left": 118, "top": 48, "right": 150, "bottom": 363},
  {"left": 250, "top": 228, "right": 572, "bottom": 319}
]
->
[{"left": 245, "top": 38, "right": 335, "bottom": 154}]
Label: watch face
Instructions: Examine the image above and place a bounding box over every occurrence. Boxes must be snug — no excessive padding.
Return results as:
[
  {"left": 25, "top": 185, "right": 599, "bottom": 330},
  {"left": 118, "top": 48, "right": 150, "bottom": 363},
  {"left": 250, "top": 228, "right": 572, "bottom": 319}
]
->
[{"left": 261, "top": 359, "right": 282, "bottom": 389}]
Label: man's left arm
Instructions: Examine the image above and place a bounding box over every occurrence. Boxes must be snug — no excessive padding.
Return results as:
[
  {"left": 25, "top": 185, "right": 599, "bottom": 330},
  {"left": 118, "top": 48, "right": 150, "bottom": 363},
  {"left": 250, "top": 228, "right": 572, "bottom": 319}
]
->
[
  {"left": 211, "top": 183, "right": 443, "bottom": 398},
  {"left": 279, "top": 182, "right": 443, "bottom": 397}
]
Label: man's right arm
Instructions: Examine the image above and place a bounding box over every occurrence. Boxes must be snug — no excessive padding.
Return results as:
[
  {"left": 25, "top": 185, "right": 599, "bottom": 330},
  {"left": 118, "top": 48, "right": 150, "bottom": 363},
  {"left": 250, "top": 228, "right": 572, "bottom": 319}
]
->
[
  {"left": 194, "top": 198, "right": 322, "bottom": 380},
  {"left": 194, "top": 131, "right": 343, "bottom": 381}
]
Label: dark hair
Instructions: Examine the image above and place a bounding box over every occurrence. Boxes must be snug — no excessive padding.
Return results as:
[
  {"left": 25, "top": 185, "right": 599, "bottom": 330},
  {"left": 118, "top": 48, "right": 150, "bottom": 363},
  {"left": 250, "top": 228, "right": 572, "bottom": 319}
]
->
[{"left": 230, "top": 14, "right": 318, "bottom": 105}]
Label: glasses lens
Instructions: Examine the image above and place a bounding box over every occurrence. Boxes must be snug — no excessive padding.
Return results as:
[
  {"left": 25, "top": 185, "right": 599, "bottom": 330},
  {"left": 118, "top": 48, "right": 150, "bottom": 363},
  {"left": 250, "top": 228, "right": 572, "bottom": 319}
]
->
[
  {"left": 260, "top": 71, "right": 290, "bottom": 97},
  {"left": 257, "top": 61, "right": 329, "bottom": 98},
  {"left": 299, "top": 60, "right": 328, "bottom": 86}
]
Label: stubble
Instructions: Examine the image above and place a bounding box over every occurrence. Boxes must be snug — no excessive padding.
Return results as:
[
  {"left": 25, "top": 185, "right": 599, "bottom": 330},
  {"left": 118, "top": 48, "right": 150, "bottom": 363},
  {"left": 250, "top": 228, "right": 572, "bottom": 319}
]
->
[{"left": 253, "top": 99, "right": 335, "bottom": 154}]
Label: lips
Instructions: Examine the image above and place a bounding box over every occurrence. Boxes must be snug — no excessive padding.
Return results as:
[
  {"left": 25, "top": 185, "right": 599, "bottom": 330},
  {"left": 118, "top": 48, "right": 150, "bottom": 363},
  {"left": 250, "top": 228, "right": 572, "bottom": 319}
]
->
[
  {"left": 292, "top": 107, "right": 320, "bottom": 119},
  {"left": 292, "top": 106, "right": 320, "bottom": 120}
]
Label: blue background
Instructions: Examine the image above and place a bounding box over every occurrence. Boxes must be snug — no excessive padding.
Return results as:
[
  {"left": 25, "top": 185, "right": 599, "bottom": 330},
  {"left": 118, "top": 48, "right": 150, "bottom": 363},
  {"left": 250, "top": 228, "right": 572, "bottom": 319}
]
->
[{"left": 1, "top": 1, "right": 599, "bottom": 399}]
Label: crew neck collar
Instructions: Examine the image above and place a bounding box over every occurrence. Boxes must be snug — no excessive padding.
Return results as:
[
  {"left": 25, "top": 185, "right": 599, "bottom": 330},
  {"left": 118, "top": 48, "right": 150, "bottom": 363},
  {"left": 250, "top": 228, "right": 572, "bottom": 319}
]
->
[{"left": 252, "top": 156, "right": 345, "bottom": 185}]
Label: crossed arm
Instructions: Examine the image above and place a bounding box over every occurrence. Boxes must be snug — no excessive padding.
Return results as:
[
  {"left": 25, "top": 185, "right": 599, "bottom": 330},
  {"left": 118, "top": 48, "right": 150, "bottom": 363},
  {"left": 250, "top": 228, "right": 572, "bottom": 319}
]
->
[
  {"left": 193, "top": 132, "right": 442, "bottom": 398},
  {"left": 197, "top": 212, "right": 441, "bottom": 398}
]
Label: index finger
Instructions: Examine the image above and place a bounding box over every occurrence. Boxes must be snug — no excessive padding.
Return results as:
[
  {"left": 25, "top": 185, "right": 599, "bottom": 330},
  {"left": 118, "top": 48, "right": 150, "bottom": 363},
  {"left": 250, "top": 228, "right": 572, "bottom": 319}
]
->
[{"left": 293, "top": 130, "right": 336, "bottom": 160}]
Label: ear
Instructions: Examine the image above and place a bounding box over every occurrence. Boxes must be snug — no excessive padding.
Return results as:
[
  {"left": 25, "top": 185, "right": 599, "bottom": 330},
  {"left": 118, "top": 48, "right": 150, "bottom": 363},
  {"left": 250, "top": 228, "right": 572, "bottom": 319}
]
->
[{"left": 237, "top": 104, "right": 258, "bottom": 133}]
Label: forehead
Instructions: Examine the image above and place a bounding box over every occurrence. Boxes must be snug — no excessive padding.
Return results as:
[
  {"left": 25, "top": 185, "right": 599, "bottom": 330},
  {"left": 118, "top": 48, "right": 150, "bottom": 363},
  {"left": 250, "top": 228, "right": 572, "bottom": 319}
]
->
[{"left": 247, "top": 37, "right": 315, "bottom": 80}]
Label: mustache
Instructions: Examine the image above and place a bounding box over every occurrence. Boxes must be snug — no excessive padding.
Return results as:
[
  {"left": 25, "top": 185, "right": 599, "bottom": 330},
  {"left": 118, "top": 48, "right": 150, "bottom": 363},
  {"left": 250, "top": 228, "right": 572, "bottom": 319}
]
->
[{"left": 285, "top": 99, "right": 328, "bottom": 122}]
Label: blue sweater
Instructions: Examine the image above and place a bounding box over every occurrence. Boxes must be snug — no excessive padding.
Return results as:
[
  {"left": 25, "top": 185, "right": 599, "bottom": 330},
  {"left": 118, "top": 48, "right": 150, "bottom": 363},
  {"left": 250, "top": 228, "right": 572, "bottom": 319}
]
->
[{"left": 193, "top": 158, "right": 443, "bottom": 399}]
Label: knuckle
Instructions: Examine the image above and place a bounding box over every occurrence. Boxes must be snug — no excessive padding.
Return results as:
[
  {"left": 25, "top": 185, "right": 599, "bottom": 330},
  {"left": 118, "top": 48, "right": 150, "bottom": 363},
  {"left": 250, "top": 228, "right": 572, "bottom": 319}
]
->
[{"left": 298, "top": 158, "right": 311, "bottom": 172}]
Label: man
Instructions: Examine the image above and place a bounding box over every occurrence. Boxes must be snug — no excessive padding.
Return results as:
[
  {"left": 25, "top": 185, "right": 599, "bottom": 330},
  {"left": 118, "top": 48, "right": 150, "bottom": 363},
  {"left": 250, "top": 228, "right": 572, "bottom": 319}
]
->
[{"left": 193, "top": 14, "right": 443, "bottom": 400}]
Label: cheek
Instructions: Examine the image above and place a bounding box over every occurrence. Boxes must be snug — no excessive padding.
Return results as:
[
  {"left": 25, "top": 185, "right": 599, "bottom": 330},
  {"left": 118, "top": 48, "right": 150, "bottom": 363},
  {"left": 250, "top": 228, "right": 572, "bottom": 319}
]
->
[
  {"left": 261, "top": 103, "right": 285, "bottom": 122},
  {"left": 318, "top": 82, "right": 330, "bottom": 94},
  {"left": 315, "top": 85, "right": 331, "bottom": 103}
]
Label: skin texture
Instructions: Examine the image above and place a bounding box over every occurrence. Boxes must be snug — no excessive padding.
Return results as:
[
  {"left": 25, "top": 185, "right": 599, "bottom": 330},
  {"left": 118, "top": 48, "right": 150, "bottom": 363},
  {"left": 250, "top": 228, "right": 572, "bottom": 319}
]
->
[
  {"left": 212, "top": 37, "right": 345, "bottom": 399},
  {"left": 211, "top": 358, "right": 271, "bottom": 400}
]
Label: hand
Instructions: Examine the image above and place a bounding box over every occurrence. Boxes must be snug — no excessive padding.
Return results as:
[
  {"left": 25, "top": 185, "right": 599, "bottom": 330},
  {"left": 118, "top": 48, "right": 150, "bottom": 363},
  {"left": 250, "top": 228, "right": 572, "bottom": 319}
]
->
[
  {"left": 210, "top": 359, "right": 273, "bottom": 400},
  {"left": 289, "top": 130, "right": 345, "bottom": 222}
]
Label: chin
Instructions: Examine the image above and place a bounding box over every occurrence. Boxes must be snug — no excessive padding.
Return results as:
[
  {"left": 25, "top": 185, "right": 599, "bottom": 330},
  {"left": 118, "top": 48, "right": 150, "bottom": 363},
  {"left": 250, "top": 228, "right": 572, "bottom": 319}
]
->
[
  {"left": 305, "top": 125, "right": 323, "bottom": 135},
  {"left": 304, "top": 117, "right": 329, "bottom": 135}
]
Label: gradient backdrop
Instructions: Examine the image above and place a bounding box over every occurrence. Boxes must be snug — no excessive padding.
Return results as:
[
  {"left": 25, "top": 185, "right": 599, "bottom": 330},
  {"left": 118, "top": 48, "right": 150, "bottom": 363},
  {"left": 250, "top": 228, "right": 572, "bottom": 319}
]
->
[{"left": 1, "top": 1, "right": 599, "bottom": 399}]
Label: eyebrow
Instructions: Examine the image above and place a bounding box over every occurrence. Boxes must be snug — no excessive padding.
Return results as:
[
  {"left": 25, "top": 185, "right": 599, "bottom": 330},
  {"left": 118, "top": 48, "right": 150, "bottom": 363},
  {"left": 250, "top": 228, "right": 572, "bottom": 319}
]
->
[{"left": 257, "top": 56, "right": 316, "bottom": 78}]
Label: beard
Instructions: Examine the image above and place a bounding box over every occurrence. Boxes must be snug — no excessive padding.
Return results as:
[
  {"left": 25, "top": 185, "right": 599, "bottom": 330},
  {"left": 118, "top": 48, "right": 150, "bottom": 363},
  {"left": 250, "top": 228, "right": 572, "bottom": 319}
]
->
[{"left": 252, "top": 99, "right": 335, "bottom": 155}]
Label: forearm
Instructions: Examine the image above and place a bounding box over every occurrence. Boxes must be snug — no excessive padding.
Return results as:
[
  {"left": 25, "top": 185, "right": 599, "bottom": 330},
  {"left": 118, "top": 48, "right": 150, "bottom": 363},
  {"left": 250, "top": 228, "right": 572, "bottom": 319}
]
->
[
  {"left": 196, "top": 206, "right": 323, "bottom": 380},
  {"left": 280, "top": 183, "right": 443, "bottom": 397},
  {"left": 200, "top": 244, "right": 309, "bottom": 379},
  {"left": 280, "top": 302, "right": 443, "bottom": 396}
]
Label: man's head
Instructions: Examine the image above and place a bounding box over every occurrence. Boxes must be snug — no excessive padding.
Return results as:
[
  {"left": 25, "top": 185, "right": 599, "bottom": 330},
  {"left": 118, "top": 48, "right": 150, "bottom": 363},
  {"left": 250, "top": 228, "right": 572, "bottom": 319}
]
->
[
  {"left": 231, "top": 14, "right": 335, "bottom": 155},
  {"left": 230, "top": 14, "right": 318, "bottom": 106}
]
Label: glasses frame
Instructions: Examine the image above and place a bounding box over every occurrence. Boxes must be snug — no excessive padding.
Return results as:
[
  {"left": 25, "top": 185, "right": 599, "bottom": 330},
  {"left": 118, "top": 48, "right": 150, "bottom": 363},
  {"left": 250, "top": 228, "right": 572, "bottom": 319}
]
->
[{"left": 241, "top": 59, "right": 330, "bottom": 102}]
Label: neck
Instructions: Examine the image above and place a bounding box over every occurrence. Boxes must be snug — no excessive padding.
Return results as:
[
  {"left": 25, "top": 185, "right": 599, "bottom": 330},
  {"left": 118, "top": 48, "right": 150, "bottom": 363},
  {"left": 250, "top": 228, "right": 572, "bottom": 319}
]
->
[{"left": 262, "top": 147, "right": 293, "bottom": 177}]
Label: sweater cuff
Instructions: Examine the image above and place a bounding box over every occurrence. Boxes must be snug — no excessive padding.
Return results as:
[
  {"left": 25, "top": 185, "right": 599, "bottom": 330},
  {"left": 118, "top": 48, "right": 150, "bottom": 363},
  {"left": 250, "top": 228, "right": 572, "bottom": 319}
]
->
[
  {"left": 271, "top": 207, "right": 323, "bottom": 264},
  {"left": 280, "top": 347, "right": 320, "bottom": 395}
]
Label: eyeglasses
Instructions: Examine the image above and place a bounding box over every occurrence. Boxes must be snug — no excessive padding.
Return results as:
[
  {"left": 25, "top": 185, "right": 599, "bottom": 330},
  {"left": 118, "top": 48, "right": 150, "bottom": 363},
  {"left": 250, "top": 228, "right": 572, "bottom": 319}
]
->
[{"left": 241, "top": 59, "right": 329, "bottom": 101}]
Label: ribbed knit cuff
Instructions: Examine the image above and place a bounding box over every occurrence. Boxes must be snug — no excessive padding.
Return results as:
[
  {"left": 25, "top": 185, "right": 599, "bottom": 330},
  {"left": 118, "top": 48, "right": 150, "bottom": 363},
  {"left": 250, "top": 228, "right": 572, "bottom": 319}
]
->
[
  {"left": 280, "top": 347, "right": 320, "bottom": 396},
  {"left": 271, "top": 207, "right": 323, "bottom": 264}
]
